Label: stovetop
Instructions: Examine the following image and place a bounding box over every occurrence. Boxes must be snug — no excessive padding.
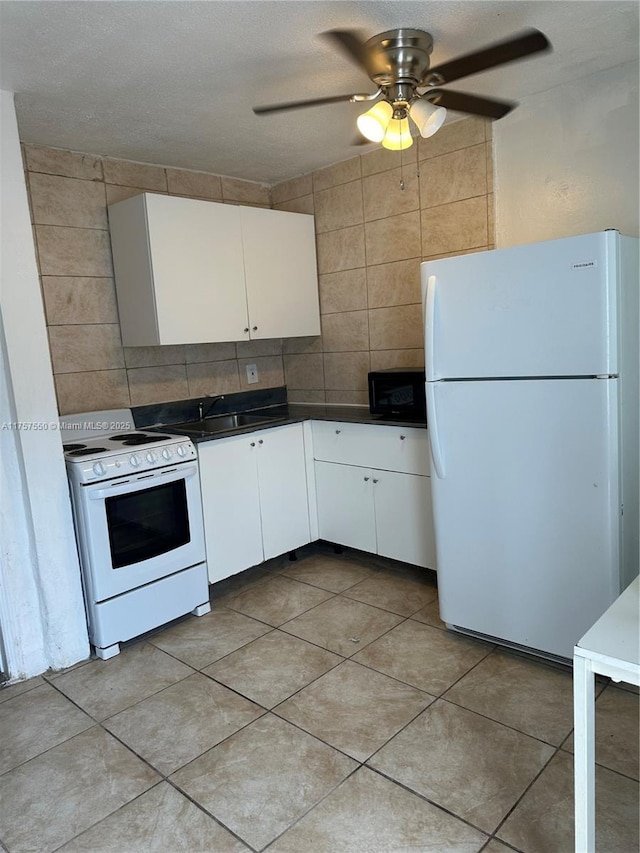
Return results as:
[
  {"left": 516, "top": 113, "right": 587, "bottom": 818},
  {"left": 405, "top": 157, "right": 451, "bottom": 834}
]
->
[{"left": 63, "top": 430, "right": 198, "bottom": 484}]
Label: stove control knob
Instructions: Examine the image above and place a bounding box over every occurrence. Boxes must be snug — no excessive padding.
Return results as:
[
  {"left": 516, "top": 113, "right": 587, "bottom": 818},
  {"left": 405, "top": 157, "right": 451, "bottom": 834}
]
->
[
  {"left": 176, "top": 444, "right": 188, "bottom": 458},
  {"left": 92, "top": 461, "right": 106, "bottom": 477},
  {"left": 161, "top": 447, "right": 173, "bottom": 460},
  {"left": 146, "top": 451, "right": 156, "bottom": 464},
  {"left": 130, "top": 454, "right": 141, "bottom": 467}
]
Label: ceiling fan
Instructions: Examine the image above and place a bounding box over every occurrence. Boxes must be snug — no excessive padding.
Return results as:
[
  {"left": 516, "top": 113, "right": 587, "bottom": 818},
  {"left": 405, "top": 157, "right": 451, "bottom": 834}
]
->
[{"left": 253, "top": 28, "right": 551, "bottom": 149}]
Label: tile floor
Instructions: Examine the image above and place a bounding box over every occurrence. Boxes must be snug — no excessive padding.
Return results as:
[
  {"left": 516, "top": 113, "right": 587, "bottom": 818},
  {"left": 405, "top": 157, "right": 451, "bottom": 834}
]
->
[{"left": 1, "top": 545, "right": 638, "bottom": 853}]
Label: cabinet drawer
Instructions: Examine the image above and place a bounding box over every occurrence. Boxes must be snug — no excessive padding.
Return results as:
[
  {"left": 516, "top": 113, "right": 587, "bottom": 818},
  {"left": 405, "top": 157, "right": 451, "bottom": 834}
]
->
[{"left": 311, "top": 420, "right": 429, "bottom": 476}]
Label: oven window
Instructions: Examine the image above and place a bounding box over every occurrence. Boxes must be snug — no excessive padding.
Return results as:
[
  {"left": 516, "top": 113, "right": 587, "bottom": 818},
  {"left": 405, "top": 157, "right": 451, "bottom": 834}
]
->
[{"left": 105, "top": 479, "right": 191, "bottom": 569}]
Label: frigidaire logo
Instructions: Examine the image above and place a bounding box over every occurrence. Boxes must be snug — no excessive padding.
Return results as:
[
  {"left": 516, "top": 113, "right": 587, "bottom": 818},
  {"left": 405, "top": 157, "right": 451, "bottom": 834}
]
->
[{"left": 572, "top": 260, "right": 597, "bottom": 270}]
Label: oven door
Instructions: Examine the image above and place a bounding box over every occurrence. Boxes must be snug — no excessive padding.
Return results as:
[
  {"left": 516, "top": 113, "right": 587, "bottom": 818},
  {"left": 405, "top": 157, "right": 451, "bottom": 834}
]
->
[{"left": 77, "top": 462, "right": 205, "bottom": 602}]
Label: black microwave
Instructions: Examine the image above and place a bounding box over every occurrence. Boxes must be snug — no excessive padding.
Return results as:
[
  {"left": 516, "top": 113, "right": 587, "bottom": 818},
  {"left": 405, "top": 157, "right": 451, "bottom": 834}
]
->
[{"left": 368, "top": 368, "right": 426, "bottom": 420}]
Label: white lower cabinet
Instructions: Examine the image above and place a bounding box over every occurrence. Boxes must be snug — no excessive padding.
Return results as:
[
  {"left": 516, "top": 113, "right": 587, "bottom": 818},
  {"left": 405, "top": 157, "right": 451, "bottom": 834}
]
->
[
  {"left": 313, "top": 421, "right": 437, "bottom": 570},
  {"left": 198, "top": 423, "right": 311, "bottom": 582}
]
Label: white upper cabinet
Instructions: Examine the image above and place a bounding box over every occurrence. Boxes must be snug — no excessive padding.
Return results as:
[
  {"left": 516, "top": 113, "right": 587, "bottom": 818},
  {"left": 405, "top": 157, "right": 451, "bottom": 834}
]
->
[{"left": 108, "top": 193, "right": 320, "bottom": 346}]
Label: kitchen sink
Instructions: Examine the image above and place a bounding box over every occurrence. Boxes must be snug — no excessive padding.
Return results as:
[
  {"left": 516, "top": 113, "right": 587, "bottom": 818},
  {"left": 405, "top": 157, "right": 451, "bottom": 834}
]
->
[{"left": 167, "top": 410, "right": 288, "bottom": 436}]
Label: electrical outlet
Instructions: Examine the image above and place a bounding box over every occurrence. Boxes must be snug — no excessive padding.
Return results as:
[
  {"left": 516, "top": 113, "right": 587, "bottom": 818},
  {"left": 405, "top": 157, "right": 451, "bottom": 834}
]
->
[{"left": 246, "top": 363, "right": 259, "bottom": 384}]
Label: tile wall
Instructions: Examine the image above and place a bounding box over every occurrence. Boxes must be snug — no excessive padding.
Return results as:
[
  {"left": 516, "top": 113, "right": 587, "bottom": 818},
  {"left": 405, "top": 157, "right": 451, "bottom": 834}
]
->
[{"left": 23, "top": 117, "right": 493, "bottom": 414}]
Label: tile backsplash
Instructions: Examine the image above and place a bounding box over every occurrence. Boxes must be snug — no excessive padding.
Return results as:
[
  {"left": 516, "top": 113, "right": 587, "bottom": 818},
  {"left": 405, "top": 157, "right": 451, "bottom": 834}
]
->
[{"left": 24, "top": 117, "right": 493, "bottom": 415}]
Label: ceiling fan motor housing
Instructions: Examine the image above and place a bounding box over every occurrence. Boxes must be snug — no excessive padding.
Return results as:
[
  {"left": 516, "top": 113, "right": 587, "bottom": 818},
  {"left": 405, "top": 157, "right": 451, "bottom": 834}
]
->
[{"left": 365, "top": 29, "right": 434, "bottom": 87}]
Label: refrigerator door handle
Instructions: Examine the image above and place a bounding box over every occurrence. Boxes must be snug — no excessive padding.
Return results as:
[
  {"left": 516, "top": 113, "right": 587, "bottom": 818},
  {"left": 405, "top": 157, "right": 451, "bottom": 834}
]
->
[
  {"left": 426, "top": 381, "right": 445, "bottom": 478},
  {"left": 424, "top": 274, "right": 437, "bottom": 382}
]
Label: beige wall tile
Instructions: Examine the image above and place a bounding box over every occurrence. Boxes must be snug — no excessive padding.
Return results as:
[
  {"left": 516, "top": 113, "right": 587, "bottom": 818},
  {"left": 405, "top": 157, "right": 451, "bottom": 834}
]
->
[
  {"left": 123, "top": 345, "right": 185, "bottom": 368},
  {"left": 282, "top": 336, "right": 323, "bottom": 355},
  {"left": 284, "top": 353, "right": 325, "bottom": 390},
  {"left": 316, "top": 225, "right": 365, "bottom": 274},
  {"left": 487, "top": 193, "right": 495, "bottom": 246},
  {"left": 321, "top": 311, "right": 369, "bottom": 352},
  {"left": 325, "top": 389, "right": 369, "bottom": 406},
  {"left": 127, "top": 365, "right": 189, "bottom": 406},
  {"left": 24, "top": 145, "right": 103, "bottom": 181},
  {"left": 236, "top": 339, "right": 283, "bottom": 359},
  {"left": 221, "top": 177, "right": 270, "bottom": 205},
  {"left": 319, "top": 269, "right": 367, "bottom": 315},
  {"left": 418, "top": 117, "right": 487, "bottom": 160},
  {"left": 422, "top": 246, "right": 488, "bottom": 263},
  {"left": 287, "top": 388, "right": 326, "bottom": 403},
  {"left": 48, "top": 324, "right": 124, "bottom": 373},
  {"left": 419, "top": 144, "right": 487, "bottom": 209},
  {"left": 166, "top": 168, "right": 222, "bottom": 199},
  {"left": 36, "top": 225, "right": 113, "bottom": 277},
  {"left": 421, "top": 196, "right": 488, "bottom": 257},
  {"left": 185, "top": 342, "right": 237, "bottom": 363},
  {"left": 323, "top": 352, "right": 370, "bottom": 391},
  {"left": 186, "top": 360, "right": 240, "bottom": 397},
  {"left": 314, "top": 158, "right": 361, "bottom": 192},
  {"left": 273, "top": 195, "right": 315, "bottom": 215},
  {"left": 106, "top": 185, "right": 151, "bottom": 206},
  {"left": 272, "top": 174, "right": 313, "bottom": 204},
  {"left": 369, "top": 304, "right": 423, "bottom": 351},
  {"left": 102, "top": 159, "right": 167, "bottom": 191},
  {"left": 486, "top": 143, "right": 494, "bottom": 192},
  {"left": 370, "top": 349, "right": 425, "bottom": 371},
  {"left": 55, "top": 369, "right": 130, "bottom": 415},
  {"left": 367, "top": 259, "right": 421, "bottom": 309},
  {"left": 42, "top": 277, "right": 119, "bottom": 325},
  {"left": 363, "top": 166, "right": 419, "bottom": 222},
  {"left": 237, "top": 355, "right": 284, "bottom": 390},
  {"left": 314, "top": 181, "right": 364, "bottom": 234},
  {"left": 29, "top": 173, "right": 108, "bottom": 229},
  {"left": 361, "top": 144, "right": 417, "bottom": 177},
  {"left": 364, "top": 211, "right": 421, "bottom": 266}
]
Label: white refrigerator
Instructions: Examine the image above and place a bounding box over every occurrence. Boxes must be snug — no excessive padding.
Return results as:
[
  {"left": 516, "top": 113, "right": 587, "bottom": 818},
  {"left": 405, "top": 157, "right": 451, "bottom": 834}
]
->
[{"left": 421, "top": 230, "right": 638, "bottom": 660}]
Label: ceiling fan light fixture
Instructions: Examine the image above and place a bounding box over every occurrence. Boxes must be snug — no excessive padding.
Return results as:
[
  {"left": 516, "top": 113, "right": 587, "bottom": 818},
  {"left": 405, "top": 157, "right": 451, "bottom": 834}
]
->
[
  {"left": 381, "top": 115, "right": 413, "bottom": 150},
  {"left": 356, "top": 100, "right": 393, "bottom": 142},
  {"left": 410, "top": 97, "right": 447, "bottom": 138}
]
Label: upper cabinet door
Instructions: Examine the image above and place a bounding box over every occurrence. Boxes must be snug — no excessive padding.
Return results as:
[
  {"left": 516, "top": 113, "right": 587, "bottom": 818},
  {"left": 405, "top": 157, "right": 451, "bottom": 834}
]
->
[
  {"left": 146, "top": 195, "right": 249, "bottom": 344},
  {"left": 240, "top": 207, "right": 321, "bottom": 339}
]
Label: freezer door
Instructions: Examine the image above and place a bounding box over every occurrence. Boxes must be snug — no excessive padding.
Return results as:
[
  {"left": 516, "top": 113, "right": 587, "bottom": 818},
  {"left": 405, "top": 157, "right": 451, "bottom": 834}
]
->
[
  {"left": 429, "top": 377, "right": 619, "bottom": 659},
  {"left": 422, "top": 232, "right": 619, "bottom": 380}
]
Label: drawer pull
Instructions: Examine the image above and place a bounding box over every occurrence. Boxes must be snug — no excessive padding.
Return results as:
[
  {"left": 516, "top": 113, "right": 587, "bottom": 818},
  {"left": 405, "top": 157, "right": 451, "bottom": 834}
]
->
[
  {"left": 258, "top": 439, "right": 263, "bottom": 445},
  {"left": 335, "top": 429, "right": 341, "bottom": 434},
  {"left": 250, "top": 442, "right": 256, "bottom": 447},
  {"left": 400, "top": 435, "right": 406, "bottom": 440},
  {"left": 373, "top": 478, "right": 379, "bottom": 484},
  {"left": 364, "top": 476, "right": 370, "bottom": 482}
]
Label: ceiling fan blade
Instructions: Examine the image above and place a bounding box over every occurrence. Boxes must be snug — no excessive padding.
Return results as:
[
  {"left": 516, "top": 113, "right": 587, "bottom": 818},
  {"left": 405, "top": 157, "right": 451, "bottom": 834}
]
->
[
  {"left": 321, "top": 29, "right": 374, "bottom": 76},
  {"left": 424, "top": 28, "right": 550, "bottom": 86},
  {"left": 425, "top": 89, "right": 515, "bottom": 119},
  {"left": 253, "top": 93, "right": 359, "bottom": 115}
]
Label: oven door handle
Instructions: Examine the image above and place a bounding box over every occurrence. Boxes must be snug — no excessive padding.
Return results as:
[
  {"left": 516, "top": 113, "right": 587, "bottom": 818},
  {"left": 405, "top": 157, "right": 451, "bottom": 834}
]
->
[{"left": 87, "top": 463, "right": 199, "bottom": 500}]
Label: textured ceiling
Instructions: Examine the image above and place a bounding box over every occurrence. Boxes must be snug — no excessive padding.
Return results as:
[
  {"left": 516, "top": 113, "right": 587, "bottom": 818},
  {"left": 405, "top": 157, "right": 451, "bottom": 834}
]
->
[{"left": 1, "top": 1, "right": 638, "bottom": 184}]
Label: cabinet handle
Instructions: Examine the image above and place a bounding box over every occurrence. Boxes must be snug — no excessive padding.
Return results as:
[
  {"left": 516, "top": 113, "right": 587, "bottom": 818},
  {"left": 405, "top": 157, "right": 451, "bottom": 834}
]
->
[
  {"left": 258, "top": 439, "right": 263, "bottom": 445},
  {"left": 335, "top": 429, "right": 341, "bottom": 434},
  {"left": 373, "top": 478, "right": 379, "bottom": 484},
  {"left": 243, "top": 327, "right": 249, "bottom": 333},
  {"left": 250, "top": 442, "right": 255, "bottom": 447},
  {"left": 252, "top": 326, "right": 258, "bottom": 331},
  {"left": 400, "top": 435, "right": 406, "bottom": 440},
  {"left": 364, "top": 476, "right": 370, "bottom": 482}
]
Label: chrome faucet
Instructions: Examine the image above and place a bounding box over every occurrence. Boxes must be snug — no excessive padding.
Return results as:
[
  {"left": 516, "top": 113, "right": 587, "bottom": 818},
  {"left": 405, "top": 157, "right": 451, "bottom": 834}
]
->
[{"left": 198, "top": 395, "right": 224, "bottom": 421}]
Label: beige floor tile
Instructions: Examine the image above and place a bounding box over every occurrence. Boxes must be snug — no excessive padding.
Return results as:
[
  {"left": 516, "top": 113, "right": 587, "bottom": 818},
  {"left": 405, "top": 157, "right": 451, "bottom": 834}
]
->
[
  {"left": 481, "top": 840, "right": 517, "bottom": 853},
  {"left": 0, "top": 683, "right": 93, "bottom": 773},
  {"left": 222, "top": 575, "right": 334, "bottom": 626},
  {"left": 275, "top": 660, "right": 433, "bottom": 762},
  {"left": 171, "top": 714, "right": 356, "bottom": 850},
  {"left": 57, "top": 782, "right": 250, "bottom": 852},
  {"left": 148, "top": 608, "right": 272, "bottom": 669},
  {"left": 204, "top": 630, "right": 341, "bottom": 708},
  {"left": 268, "top": 766, "right": 488, "bottom": 853},
  {"left": 444, "top": 650, "right": 575, "bottom": 745},
  {"left": 343, "top": 571, "right": 438, "bottom": 616},
  {"left": 52, "top": 642, "right": 193, "bottom": 720},
  {"left": 411, "top": 595, "right": 446, "bottom": 629},
  {"left": 280, "top": 552, "right": 374, "bottom": 592},
  {"left": 103, "top": 672, "right": 263, "bottom": 775},
  {"left": 281, "top": 595, "right": 403, "bottom": 657},
  {"left": 564, "top": 684, "right": 639, "bottom": 779},
  {"left": 0, "top": 675, "right": 44, "bottom": 703},
  {"left": 369, "top": 699, "right": 555, "bottom": 834},
  {"left": 0, "top": 727, "right": 158, "bottom": 853},
  {"left": 497, "top": 750, "right": 639, "bottom": 853},
  {"left": 353, "top": 620, "right": 492, "bottom": 695}
]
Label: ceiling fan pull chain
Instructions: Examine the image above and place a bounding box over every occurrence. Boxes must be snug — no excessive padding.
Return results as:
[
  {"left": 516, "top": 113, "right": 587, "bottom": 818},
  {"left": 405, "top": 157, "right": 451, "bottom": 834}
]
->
[{"left": 399, "top": 147, "right": 405, "bottom": 191}]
